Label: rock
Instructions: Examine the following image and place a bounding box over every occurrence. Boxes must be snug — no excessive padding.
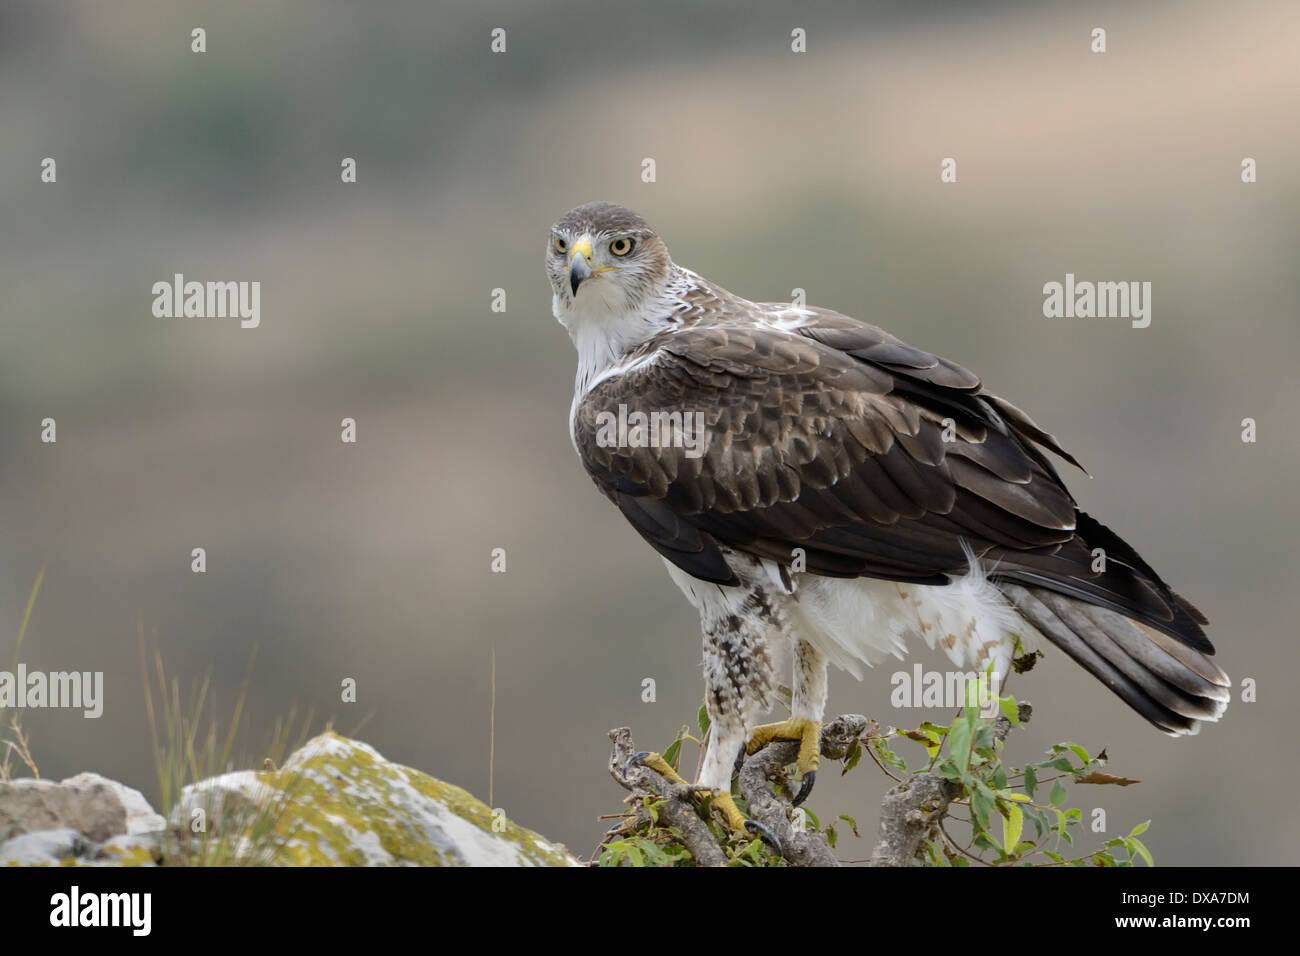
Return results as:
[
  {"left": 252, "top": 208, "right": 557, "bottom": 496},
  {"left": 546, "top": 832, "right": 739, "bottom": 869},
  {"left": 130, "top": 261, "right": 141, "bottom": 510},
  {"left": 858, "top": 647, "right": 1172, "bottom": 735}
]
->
[
  {"left": 0, "top": 733, "right": 578, "bottom": 866},
  {"left": 0, "top": 776, "right": 126, "bottom": 843},
  {"left": 167, "top": 733, "right": 580, "bottom": 866},
  {"left": 0, "top": 827, "right": 98, "bottom": 865},
  {"left": 0, "top": 772, "right": 165, "bottom": 865},
  {"left": 60, "top": 773, "right": 166, "bottom": 835},
  {"left": 0, "top": 827, "right": 160, "bottom": 866},
  {"left": 97, "top": 832, "right": 161, "bottom": 866}
]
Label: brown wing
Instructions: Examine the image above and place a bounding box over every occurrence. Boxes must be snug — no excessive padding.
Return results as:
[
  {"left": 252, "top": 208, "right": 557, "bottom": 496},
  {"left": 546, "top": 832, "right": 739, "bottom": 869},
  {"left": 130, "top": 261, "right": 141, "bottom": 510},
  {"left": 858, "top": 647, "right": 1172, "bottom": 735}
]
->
[{"left": 574, "top": 316, "right": 1211, "bottom": 654}]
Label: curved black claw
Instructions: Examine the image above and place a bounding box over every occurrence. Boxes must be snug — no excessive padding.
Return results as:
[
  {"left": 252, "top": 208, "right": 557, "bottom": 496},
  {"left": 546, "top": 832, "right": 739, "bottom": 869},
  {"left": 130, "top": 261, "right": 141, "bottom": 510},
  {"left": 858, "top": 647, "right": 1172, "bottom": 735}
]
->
[
  {"left": 792, "top": 770, "right": 816, "bottom": 808},
  {"left": 744, "top": 819, "right": 783, "bottom": 857},
  {"left": 625, "top": 751, "right": 652, "bottom": 776},
  {"left": 734, "top": 749, "right": 746, "bottom": 775}
]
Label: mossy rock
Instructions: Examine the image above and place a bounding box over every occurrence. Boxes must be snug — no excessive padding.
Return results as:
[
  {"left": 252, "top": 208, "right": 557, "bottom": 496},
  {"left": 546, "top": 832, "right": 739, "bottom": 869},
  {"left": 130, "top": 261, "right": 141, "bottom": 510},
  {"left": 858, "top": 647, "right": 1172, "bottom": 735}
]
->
[{"left": 167, "top": 733, "right": 578, "bottom": 866}]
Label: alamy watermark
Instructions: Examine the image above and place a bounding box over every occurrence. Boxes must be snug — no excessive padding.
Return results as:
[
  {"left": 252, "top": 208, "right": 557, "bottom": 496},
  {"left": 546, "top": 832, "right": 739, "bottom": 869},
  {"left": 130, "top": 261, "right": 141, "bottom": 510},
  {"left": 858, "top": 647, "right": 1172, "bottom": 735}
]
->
[
  {"left": 890, "top": 664, "right": 999, "bottom": 717},
  {"left": 0, "top": 665, "right": 103, "bottom": 718},
  {"left": 151, "top": 274, "right": 260, "bottom": 328},
  {"left": 1043, "top": 273, "right": 1151, "bottom": 328},
  {"left": 594, "top": 404, "right": 706, "bottom": 459}
]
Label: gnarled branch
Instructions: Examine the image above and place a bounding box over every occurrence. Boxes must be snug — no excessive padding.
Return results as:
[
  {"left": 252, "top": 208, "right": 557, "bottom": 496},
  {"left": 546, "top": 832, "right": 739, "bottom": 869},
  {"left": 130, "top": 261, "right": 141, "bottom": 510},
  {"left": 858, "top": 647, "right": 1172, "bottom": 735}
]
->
[{"left": 604, "top": 703, "right": 1032, "bottom": 867}]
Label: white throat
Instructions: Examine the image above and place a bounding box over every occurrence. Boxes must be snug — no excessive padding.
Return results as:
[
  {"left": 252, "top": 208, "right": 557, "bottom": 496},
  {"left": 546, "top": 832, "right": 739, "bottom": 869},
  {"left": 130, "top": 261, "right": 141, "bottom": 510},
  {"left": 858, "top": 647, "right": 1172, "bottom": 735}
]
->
[
  {"left": 555, "top": 265, "right": 696, "bottom": 451},
  {"left": 554, "top": 268, "right": 690, "bottom": 399}
]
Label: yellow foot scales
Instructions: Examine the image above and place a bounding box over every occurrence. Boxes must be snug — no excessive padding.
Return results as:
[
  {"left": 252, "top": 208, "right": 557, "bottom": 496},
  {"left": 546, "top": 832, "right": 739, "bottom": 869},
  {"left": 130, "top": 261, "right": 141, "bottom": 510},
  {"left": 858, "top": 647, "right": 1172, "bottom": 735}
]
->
[
  {"left": 745, "top": 717, "right": 822, "bottom": 806},
  {"left": 706, "top": 789, "right": 749, "bottom": 833},
  {"left": 700, "top": 789, "right": 781, "bottom": 855},
  {"left": 629, "top": 751, "right": 689, "bottom": 786}
]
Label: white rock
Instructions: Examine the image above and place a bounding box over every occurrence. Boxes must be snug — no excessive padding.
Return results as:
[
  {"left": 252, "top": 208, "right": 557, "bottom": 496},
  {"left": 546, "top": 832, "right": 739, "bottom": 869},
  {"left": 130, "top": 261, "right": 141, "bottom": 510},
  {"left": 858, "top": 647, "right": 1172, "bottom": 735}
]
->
[{"left": 60, "top": 772, "right": 166, "bottom": 835}]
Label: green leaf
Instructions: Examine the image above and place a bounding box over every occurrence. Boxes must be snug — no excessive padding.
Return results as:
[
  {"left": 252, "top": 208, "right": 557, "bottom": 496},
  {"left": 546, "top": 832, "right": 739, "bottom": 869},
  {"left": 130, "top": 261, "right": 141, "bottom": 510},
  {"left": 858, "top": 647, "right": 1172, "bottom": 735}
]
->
[
  {"left": 948, "top": 718, "right": 972, "bottom": 771},
  {"left": 926, "top": 839, "right": 949, "bottom": 867},
  {"left": 1024, "top": 764, "right": 1038, "bottom": 798},
  {"left": 971, "top": 784, "right": 995, "bottom": 830},
  {"left": 999, "top": 694, "right": 1021, "bottom": 726},
  {"left": 642, "top": 796, "right": 663, "bottom": 825},
  {"left": 697, "top": 704, "right": 711, "bottom": 735},
  {"left": 842, "top": 740, "right": 863, "bottom": 774},
  {"left": 1063, "top": 742, "right": 1091, "bottom": 766},
  {"left": 825, "top": 825, "right": 838, "bottom": 848},
  {"left": 662, "top": 731, "right": 685, "bottom": 772},
  {"left": 1129, "top": 820, "right": 1150, "bottom": 837},
  {"left": 872, "top": 737, "right": 908, "bottom": 772},
  {"left": 1129, "top": 836, "right": 1154, "bottom": 867},
  {"left": 838, "top": 813, "right": 860, "bottom": 837},
  {"left": 1049, "top": 780, "right": 1068, "bottom": 806},
  {"left": 639, "top": 839, "right": 671, "bottom": 866},
  {"left": 1052, "top": 807, "right": 1068, "bottom": 834},
  {"left": 1003, "top": 802, "right": 1024, "bottom": 856},
  {"left": 936, "top": 760, "right": 964, "bottom": 783}
]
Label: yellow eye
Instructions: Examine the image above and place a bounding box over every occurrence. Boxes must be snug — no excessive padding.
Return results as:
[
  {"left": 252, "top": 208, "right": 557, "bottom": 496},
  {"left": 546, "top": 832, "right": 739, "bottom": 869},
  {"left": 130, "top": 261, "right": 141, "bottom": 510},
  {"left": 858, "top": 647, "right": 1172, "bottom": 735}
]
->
[
  {"left": 554, "top": 237, "right": 567, "bottom": 254},
  {"left": 610, "top": 237, "right": 634, "bottom": 257}
]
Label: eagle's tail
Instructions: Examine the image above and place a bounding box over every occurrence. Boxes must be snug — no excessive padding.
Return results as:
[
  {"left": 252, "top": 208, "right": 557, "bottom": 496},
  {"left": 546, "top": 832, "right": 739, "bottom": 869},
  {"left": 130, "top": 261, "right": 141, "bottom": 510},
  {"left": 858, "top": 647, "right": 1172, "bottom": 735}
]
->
[{"left": 999, "top": 583, "right": 1231, "bottom": 735}]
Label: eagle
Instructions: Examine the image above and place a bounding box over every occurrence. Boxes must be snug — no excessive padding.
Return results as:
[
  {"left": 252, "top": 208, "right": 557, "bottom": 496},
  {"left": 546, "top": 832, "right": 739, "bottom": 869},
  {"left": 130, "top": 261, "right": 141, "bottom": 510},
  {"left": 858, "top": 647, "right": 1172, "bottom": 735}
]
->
[{"left": 547, "top": 201, "right": 1228, "bottom": 837}]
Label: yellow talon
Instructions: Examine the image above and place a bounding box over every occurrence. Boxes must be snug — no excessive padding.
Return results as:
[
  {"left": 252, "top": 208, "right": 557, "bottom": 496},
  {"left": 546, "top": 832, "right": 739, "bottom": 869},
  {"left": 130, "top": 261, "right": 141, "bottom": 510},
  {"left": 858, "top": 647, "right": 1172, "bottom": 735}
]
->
[
  {"left": 630, "top": 750, "right": 783, "bottom": 854},
  {"left": 746, "top": 718, "right": 822, "bottom": 773},
  {"left": 709, "top": 790, "right": 749, "bottom": 833},
  {"left": 630, "top": 751, "right": 689, "bottom": 786}
]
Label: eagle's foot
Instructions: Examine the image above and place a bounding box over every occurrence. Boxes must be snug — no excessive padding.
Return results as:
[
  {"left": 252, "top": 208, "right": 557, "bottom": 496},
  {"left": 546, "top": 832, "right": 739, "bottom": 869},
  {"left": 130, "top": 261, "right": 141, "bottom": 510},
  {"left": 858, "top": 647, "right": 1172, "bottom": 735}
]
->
[
  {"left": 745, "top": 717, "right": 822, "bottom": 806},
  {"left": 705, "top": 789, "right": 783, "bottom": 856},
  {"left": 629, "top": 751, "right": 783, "bottom": 856},
  {"left": 625, "top": 750, "right": 690, "bottom": 786}
]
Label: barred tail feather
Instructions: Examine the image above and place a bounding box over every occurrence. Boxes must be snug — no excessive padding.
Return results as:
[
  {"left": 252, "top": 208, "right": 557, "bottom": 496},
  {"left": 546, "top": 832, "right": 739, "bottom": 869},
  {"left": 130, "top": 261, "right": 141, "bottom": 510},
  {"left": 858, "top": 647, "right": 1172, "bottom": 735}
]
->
[{"left": 999, "top": 583, "right": 1230, "bottom": 736}]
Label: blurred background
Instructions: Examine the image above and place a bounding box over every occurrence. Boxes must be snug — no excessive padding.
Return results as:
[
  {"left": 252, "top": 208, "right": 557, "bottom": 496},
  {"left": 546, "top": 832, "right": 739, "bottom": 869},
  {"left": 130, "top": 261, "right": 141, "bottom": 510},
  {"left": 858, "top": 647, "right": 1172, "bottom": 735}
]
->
[{"left": 1, "top": 0, "right": 1296, "bottom": 865}]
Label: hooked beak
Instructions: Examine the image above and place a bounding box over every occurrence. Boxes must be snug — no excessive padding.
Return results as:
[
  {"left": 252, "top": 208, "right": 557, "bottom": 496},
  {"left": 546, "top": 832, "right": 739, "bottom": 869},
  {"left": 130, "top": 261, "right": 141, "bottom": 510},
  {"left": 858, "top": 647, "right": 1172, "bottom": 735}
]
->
[{"left": 567, "top": 237, "right": 594, "bottom": 296}]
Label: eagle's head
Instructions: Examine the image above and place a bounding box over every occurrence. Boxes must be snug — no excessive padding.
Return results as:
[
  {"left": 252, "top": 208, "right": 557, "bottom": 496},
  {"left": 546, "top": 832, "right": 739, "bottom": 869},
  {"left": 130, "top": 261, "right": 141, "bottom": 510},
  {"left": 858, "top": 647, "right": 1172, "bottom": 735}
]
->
[{"left": 546, "top": 202, "right": 673, "bottom": 332}]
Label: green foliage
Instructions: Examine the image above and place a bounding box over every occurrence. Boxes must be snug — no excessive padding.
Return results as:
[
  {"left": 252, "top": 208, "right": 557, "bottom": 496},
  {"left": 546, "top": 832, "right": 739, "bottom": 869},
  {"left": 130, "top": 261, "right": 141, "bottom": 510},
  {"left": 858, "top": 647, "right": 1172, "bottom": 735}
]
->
[
  {"left": 600, "top": 685, "right": 1157, "bottom": 867},
  {"left": 869, "top": 688, "right": 1155, "bottom": 867},
  {"left": 599, "top": 717, "right": 790, "bottom": 866}
]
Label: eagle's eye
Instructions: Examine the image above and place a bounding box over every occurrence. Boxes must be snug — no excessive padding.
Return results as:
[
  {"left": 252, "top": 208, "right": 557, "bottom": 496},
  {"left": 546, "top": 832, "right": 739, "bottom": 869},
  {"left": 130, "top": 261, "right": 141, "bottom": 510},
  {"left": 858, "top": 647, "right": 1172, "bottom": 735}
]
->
[
  {"left": 609, "top": 237, "right": 634, "bottom": 257},
  {"left": 553, "top": 236, "right": 568, "bottom": 255}
]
